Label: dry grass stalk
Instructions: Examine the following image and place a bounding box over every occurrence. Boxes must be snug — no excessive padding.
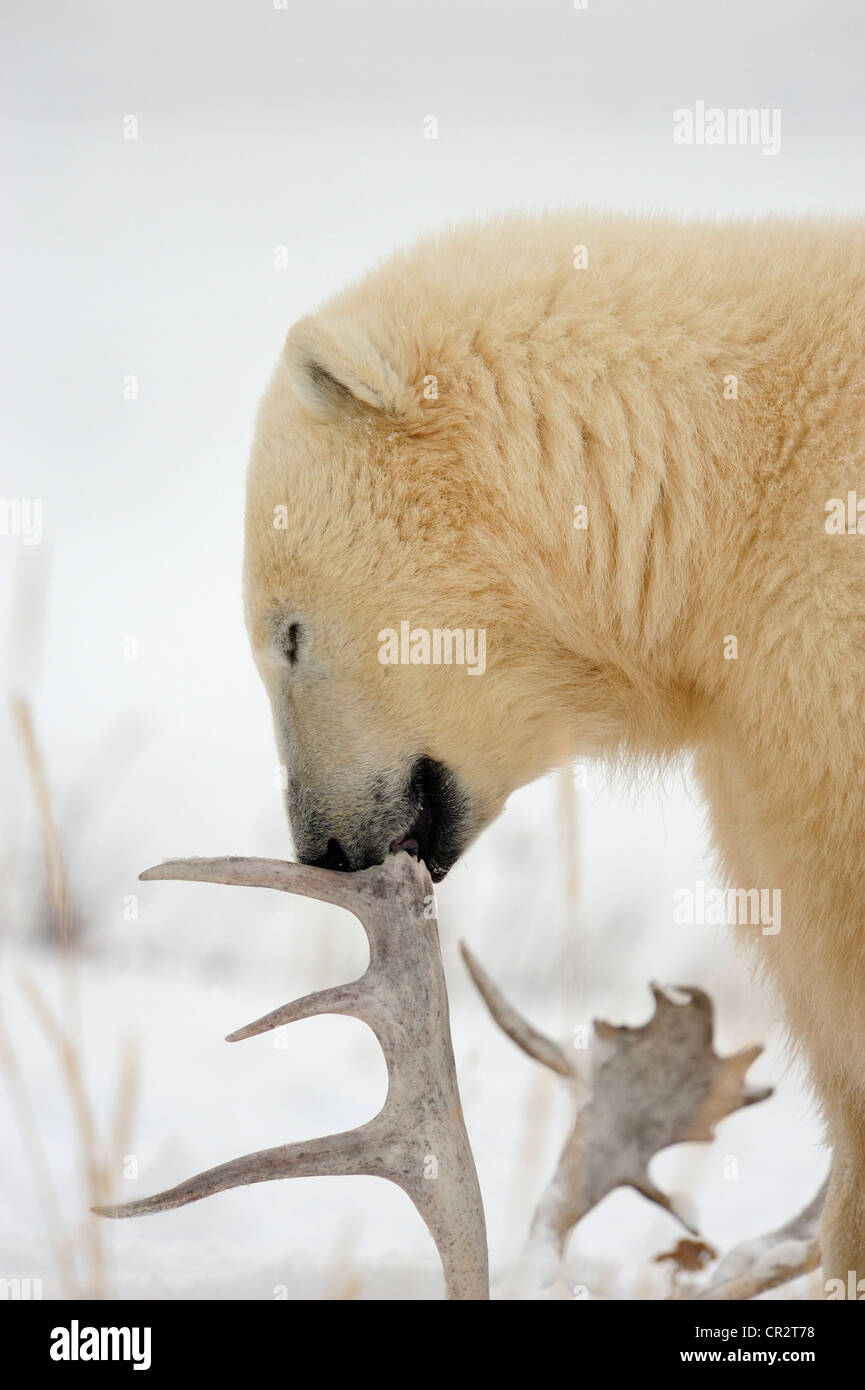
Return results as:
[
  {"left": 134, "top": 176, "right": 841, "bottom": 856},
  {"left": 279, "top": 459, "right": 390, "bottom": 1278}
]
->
[{"left": 3, "top": 692, "right": 139, "bottom": 1297}]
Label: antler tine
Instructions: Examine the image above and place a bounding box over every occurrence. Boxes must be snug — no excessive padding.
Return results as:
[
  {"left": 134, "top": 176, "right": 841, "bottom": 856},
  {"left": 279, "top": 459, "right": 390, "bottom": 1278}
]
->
[
  {"left": 459, "top": 942, "right": 577, "bottom": 1080},
  {"left": 139, "top": 855, "right": 377, "bottom": 915},
  {"left": 139, "top": 853, "right": 427, "bottom": 969},
  {"left": 694, "top": 1178, "right": 827, "bottom": 1301},
  {"left": 226, "top": 982, "right": 367, "bottom": 1041},
  {"left": 93, "top": 1122, "right": 387, "bottom": 1217},
  {"left": 105, "top": 850, "right": 488, "bottom": 1300}
]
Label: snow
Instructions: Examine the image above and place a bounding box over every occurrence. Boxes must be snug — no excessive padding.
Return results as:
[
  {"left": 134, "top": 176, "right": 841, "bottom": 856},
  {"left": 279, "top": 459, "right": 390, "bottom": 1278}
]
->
[{"left": 0, "top": 766, "right": 829, "bottom": 1299}]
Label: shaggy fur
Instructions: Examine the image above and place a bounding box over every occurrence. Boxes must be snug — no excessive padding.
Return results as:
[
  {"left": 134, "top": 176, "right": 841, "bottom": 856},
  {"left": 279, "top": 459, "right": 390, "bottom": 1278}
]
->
[{"left": 245, "top": 212, "right": 865, "bottom": 1283}]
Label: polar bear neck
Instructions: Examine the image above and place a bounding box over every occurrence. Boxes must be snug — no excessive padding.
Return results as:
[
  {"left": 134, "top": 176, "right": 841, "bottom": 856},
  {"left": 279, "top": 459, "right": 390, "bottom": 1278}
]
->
[{"left": 252, "top": 212, "right": 865, "bottom": 762}]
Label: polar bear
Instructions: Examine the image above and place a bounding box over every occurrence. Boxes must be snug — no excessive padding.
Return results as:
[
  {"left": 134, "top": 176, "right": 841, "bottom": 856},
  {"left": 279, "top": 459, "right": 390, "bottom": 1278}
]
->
[{"left": 244, "top": 213, "right": 865, "bottom": 1285}]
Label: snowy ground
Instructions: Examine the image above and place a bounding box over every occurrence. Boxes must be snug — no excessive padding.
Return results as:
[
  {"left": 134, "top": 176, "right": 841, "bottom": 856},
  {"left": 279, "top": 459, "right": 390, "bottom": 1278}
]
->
[{"left": 0, "top": 766, "right": 828, "bottom": 1300}]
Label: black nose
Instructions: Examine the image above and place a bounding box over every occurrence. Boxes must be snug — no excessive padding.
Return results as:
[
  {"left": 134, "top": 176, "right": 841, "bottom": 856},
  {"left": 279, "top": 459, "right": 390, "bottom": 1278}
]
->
[{"left": 306, "top": 838, "right": 352, "bottom": 872}]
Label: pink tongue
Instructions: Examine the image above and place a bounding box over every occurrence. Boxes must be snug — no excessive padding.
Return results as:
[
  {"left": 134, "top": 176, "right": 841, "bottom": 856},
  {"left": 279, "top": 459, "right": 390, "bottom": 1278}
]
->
[{"left": 390, "top": 835, "right": 420, "bottom": 856}]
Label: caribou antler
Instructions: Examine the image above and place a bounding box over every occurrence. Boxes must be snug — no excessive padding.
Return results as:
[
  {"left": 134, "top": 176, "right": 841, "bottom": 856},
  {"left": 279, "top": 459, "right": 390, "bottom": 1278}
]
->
[
  {"left": 462, "top": 948, "right": 772, "bottom": 1296},
  {"left": 94, "top": 851, "right": 489, "bottom": 1300}
]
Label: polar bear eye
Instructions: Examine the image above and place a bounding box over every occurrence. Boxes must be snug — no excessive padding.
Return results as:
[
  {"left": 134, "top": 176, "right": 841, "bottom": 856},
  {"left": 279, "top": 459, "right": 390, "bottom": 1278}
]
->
[{"left": 284, "top": 622, "right": 301, "bottom": 666}]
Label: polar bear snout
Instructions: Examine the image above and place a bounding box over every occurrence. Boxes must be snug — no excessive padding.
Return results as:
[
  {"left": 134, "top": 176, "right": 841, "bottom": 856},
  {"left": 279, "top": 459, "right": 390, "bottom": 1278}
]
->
[{"left": 291, "top": 755, "right": 471, "bottom": 883}]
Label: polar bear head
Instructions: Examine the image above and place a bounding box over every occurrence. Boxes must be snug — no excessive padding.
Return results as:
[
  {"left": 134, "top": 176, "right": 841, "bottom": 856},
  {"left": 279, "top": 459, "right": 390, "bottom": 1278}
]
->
[{"left": 243, "top": 231, "right": 656, "bottom": 878}]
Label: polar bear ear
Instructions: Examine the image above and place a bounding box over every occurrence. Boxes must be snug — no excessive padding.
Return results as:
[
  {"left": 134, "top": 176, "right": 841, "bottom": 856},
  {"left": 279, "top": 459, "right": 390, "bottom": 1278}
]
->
[{"left": 283, "top": 316, "right": 414, "bottom": 421}]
